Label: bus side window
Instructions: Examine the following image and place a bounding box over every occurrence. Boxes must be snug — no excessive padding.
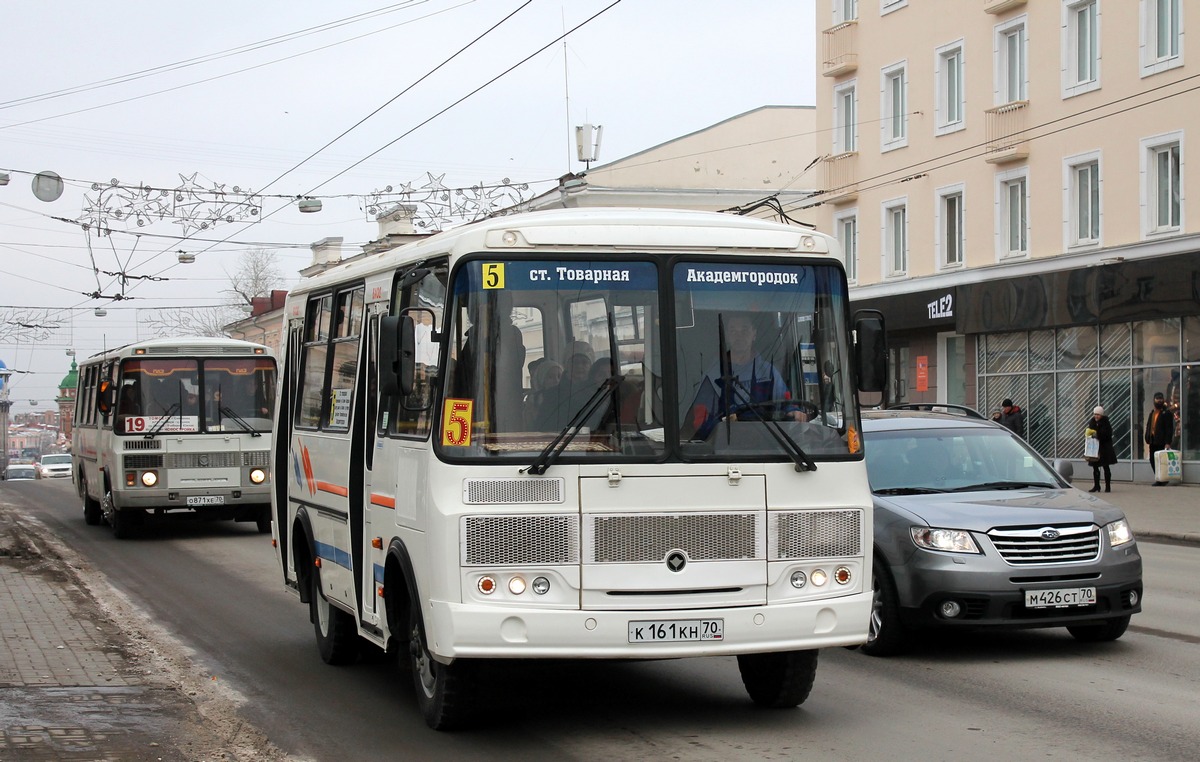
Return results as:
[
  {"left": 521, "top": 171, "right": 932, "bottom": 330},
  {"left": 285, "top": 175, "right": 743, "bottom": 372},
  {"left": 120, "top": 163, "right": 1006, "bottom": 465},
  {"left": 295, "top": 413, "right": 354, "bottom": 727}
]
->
[{"left": 386, "top": 260, "right": 447, "bottom": 439}]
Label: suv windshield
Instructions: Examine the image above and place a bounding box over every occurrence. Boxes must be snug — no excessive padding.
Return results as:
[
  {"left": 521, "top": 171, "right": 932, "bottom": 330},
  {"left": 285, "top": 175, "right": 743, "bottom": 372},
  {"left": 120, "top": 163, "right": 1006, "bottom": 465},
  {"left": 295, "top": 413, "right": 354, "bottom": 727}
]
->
[
  {"left": 438, "top": 256, "right": 859, "bottom": 464},
  {"left": 40, "top": 455, "right": 71, "bottom": 465},
  {"left": 865, "top": 426, "right": 1062, "bottom": 493}
]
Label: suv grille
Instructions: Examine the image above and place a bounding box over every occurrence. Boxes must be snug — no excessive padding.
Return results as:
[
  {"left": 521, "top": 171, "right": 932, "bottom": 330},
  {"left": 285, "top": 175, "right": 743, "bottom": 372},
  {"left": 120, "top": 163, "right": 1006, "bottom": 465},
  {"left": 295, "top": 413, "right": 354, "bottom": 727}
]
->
[{"left": 988, "top": 525, "right": 1100, "bottom": 565}]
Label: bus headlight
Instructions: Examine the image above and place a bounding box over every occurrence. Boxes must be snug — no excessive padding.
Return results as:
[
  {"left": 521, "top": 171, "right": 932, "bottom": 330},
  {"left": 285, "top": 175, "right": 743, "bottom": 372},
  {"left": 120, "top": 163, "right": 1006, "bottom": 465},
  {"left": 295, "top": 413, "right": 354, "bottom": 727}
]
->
[
  {"left": 141, "top": 471, "right": 158, "bottom": 487},
  {"left": 249, "top": 468, "right": 267, "bottom": 484}
]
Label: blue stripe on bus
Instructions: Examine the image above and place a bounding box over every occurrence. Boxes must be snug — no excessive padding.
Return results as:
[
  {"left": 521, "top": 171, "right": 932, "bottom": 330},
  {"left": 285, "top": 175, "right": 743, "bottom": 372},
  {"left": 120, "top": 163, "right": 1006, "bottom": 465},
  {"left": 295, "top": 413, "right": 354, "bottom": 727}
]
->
[{"left": 314, "top": 541, "right": 351, "bottom": 569}]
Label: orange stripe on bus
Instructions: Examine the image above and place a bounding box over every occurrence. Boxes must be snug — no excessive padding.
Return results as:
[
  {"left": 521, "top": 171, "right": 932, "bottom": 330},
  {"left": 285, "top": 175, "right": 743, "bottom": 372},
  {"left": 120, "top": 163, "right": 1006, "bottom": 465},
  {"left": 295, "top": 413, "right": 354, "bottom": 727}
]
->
[
  {"left": 316, "top": 481, "right": 349, "bottom": 497},
  {"left": 370, "top": 494, "right": 396, "bottom": 509}
]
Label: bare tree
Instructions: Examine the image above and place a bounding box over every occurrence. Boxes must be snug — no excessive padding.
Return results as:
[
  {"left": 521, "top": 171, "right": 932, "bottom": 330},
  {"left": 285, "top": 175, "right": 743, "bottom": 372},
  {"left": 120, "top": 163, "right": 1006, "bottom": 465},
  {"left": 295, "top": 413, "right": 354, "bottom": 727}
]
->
[{"left": 141, "top": 249, "right": 283, "bottom": 338}]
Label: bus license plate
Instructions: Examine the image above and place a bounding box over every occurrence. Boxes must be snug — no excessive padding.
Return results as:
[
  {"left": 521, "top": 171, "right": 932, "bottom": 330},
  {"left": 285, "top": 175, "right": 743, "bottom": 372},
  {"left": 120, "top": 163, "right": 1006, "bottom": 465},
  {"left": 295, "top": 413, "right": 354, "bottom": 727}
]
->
[
  {"left": 187, "top": 495, "right": 225, "bottom": 506},
  {"left": 1024, "top": 587, "right": 1096, "bottom": 609},
  {"left": 628, "top": 619, "right": 723, "bottom": 643}
]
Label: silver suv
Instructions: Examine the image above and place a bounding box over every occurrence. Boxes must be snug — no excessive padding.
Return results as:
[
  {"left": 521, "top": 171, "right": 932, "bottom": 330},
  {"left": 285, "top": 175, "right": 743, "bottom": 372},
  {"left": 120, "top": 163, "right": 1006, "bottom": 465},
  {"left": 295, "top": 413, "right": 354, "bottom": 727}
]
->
[{"left": 860, "top": 405, "right": 1143, "bottom": 656}]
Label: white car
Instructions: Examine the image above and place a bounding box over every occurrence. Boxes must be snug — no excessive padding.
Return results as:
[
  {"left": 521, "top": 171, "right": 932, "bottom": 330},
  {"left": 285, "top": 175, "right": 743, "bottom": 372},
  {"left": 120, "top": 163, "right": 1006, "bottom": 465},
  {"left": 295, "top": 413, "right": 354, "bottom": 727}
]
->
[
  {"left": 36, "top": 453, "right": 73, "bottom": 479},
  {"left": 5, "top": 464, "right": 37, "bottom": 481}
]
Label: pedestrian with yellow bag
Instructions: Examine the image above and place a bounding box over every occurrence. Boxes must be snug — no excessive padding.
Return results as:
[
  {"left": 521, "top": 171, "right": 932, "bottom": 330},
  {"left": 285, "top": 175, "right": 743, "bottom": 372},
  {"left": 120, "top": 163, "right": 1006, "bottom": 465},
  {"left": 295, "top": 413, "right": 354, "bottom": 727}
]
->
[{"left": 1085, "top": 405, "right": 1116, "bottom": 493}]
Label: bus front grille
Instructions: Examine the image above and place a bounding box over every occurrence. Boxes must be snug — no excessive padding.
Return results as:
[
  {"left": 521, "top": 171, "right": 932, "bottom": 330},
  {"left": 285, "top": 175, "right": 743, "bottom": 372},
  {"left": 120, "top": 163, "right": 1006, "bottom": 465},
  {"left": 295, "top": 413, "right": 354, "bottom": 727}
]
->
[
  {"left": 123, "top": 439, "right": 162, "bottom": 450},
  {"left": 587, "top": 512, "right": 760, "bottom": 563},
  {"left": 462, "top": 477, "right": 564, "bottom": 505},
  {"left": 770, "top": 510, "right": 862, "bottom": 560},
  {"left": 462, "top": 515, "right": 579, "bottom": 565},
  {"left": 242, "top": 451, "right": 270, "bottom": 467},
  {"left": 124, "top": 454, "right": 164, "bottom": 469},
  {"left": 166, "top": 452, "right": 241, "bottom": 469}
]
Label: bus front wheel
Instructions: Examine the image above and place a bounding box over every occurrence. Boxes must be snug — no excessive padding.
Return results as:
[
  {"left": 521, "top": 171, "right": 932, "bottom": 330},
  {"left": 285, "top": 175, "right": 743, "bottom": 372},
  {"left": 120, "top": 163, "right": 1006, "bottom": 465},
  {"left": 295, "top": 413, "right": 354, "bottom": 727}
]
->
[
  {"left": 310, "top": 569, "right": 359, "bottom": 665},
  {"left": 80, "top": 477, "right": 101, "bottom": 526},
  {"left": 408, "top": 597, "right": 476, "bottom": 730},
  {"left": 737, "top": 649, "right": 819, "bottom": 708}
]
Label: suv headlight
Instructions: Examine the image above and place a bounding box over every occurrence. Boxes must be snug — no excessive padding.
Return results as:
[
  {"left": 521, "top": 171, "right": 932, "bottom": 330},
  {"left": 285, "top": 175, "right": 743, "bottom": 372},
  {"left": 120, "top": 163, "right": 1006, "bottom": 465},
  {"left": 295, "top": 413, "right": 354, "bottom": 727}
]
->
[
  {"left": 1106, "top": 518, "right": 1134, "bottom": 548},
  {"left": 911, "top": 527, "right": 981, "bottom": 554}
]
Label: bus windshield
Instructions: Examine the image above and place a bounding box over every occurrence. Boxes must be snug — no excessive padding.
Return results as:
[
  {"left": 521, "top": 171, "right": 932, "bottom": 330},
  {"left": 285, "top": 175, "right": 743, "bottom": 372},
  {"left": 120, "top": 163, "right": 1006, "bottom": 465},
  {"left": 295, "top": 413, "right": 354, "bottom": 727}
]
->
[
  {"left": 439, "top": 256, "right": 857, "bottom": 462},
  {"left": 115, "top": 357, "right": 276, "bottom": 435}
]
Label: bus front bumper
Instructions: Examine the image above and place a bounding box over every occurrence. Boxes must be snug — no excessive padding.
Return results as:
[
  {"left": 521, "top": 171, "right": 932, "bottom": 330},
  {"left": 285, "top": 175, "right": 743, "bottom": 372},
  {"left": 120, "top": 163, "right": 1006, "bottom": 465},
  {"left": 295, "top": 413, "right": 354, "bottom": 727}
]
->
[{"left": 426, "top": 592, "right": 871, "bottom": 661}]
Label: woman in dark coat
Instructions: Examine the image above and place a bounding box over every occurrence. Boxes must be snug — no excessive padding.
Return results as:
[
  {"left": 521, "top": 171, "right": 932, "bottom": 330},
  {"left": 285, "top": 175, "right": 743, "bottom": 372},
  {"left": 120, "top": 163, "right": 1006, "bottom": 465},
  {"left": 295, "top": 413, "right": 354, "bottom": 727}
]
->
[{"left": 1086, "top": 405, "right": 1117, "bottom": 492}]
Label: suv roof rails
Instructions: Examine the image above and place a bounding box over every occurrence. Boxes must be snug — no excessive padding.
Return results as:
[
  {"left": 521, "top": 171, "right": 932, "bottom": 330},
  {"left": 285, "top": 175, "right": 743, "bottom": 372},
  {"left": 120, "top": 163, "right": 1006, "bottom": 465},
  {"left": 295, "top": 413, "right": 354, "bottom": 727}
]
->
[{"left": 884, "top": 403, "right": 986, "bottom": 419}]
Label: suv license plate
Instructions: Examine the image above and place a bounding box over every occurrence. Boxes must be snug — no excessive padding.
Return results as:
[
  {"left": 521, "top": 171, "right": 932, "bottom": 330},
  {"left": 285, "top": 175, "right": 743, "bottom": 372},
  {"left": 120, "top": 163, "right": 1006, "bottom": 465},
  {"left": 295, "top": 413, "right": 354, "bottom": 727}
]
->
[
  {"left": 1025, "top": 587, "right": 1096, "bottom": 609},
  {"left": 187, "top": 495, "right": 225, "bottom": 506},
  {"left": 628, "top": 619, "right": 723, "bottom": 643}
]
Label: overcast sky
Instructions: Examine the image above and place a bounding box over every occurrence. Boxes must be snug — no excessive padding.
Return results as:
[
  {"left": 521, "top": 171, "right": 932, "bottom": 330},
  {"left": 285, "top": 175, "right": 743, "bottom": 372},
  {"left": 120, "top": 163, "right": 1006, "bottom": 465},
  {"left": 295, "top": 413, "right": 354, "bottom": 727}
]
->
[{"left": 0, "top": 0, "right": 816, "bottom": 412}]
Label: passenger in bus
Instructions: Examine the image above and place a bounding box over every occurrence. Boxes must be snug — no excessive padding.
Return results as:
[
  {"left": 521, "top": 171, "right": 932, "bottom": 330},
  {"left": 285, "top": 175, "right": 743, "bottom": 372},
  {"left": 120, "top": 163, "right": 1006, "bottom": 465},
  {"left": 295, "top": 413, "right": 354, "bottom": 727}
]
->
[
  {"left": 452, "top": 290, "right": 525, "bottom": 432},
  {"left": 534, "top": 352, "right": 592, "bottom": 430},
  {"left": 118, "top": 384, "right": 141, "bottom": 417},
  {"left": 524, "top": 360, "right": 563, "bottom": 429},
  {"left": 687, "top": 313, "right": 807, "bottom": 439}
]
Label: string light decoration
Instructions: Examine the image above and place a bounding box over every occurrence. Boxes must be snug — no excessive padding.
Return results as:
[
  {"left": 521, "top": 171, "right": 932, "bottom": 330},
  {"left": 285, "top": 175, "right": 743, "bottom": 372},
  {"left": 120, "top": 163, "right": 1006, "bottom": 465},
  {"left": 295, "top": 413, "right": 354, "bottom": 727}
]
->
[
  {"left": 361, "top": 173, "right": 532, "bottom": 231},
  {"left": 77, "top": 174, "right": 262, "bottom": 236}
]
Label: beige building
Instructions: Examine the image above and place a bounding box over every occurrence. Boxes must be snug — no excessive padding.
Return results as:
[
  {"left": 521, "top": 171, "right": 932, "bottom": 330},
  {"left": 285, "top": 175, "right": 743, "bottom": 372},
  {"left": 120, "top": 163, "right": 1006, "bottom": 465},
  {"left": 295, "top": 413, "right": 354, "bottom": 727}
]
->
[
  {"left": 523, "top": 106, "right": 820, "bottom": 217},
  {"left": 815, "top": 0, "right": 1199, "bottom": 481}
]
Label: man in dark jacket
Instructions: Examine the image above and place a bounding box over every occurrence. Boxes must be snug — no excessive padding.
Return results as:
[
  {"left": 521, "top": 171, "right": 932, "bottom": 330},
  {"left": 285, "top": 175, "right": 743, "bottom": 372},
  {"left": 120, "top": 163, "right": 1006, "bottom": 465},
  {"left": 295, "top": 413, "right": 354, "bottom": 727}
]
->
[
  {"left": 999, "top": 398, "right": 1026, "bottom": 438},
  {"left": 1145, "top": 391, "right": 1175, "bottom": 486}
]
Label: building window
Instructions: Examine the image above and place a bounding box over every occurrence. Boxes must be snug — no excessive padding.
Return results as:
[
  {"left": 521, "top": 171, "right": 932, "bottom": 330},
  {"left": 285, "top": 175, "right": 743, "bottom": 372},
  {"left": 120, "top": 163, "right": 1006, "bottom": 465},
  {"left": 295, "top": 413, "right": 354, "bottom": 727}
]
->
[
  {"left": 834, "top": 80, "right": 858, "bottom": 153},
  {"left": 937, "top": 185, "right": 965, "bottom": 268},
  {"left": 1142, "top": 0, "right": 1183, "bottom": 76},
  {"left": 835, "top": 0, "right": 858, "bottom": 23},
  {"left": 996, "top": 168, "right": 1029, "bottom": 258},
  {"left": 996, "top": 17, "right": 1028, "bottom": 104},
  {"left": 935, "top": 41, "right": 965, "bottom": 135},
  {"left": 882, "top": 198, "right": 908, "bottom": 277},
  {"left": 881, "top": 0, "right": 907, "bottom": 16},
  {"left": 1065, "top": 154, "right": 1101, "bottom": 248},
  {"left": 1063, "top": 1, "right": 1100, "bottom": 97},
  {"left": 881, "top": 62, "right": 908, "bottom": 151},
  {"left": 835, "top": 210, "right": 858, "bottom": 282},
  {"left": 1142, "top": 133, "right": 1183, "bottom": 236}
]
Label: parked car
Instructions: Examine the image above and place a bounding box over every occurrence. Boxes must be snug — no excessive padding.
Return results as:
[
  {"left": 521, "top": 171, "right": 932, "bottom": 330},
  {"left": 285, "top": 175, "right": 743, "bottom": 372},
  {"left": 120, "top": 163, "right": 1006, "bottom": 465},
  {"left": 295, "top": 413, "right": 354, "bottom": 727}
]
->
[
  {"left": 860, "top": 404, "right": 1143, "bottom": 656},
  {"left": 4, "top": 464, "right": 37, "bottom": 481},
  {"left": 36, "top": 453, "right": 73, "bottom": 479}
]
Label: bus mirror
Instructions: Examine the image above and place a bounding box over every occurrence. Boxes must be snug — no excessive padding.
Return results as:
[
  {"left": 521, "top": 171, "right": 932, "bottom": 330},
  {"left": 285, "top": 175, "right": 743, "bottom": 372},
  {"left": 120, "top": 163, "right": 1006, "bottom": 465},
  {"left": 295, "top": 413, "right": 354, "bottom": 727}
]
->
[
  {"left": 97, "top": 380, "right": 114, "bottom": 415},
  {"left": 379, "top": 314, "right": 417, "bottom": 397},
  {"left": 853, "top": 310, "right": 887, "bottom": 393}
]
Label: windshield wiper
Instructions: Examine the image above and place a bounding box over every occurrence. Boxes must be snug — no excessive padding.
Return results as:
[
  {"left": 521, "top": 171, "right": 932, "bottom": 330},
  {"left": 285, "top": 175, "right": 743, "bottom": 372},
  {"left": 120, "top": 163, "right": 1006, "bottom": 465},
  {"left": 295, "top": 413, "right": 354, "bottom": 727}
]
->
[
  {"left": 219, "top": 406, "right": 262, "bottom": 437},
  {"left": 949, "top": 481, "right": 1057, "bottom": 492},
  {"left": 714, "top": 313, "right": 816, "bottom": 472},
  {"left": 874, "top": 486, "right": 949, "bottom": 495},
  {"left": 144, "top": 403, "right": 180, "bottom": 439},
  {"left": 522, "top": 377, "right": 618, "bottom": 476}
]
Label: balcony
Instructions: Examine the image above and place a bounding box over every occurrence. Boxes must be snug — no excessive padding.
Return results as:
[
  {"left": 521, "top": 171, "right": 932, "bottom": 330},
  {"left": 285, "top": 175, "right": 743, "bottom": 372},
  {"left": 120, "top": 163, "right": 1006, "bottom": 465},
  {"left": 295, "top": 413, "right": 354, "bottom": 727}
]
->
[
  {"left": 984, "top": 101, "right": 1029, "bottom": 164},
  {"left": 821, "top": 152, "right": 859, "bottom": 203},
  {"left": 984, "top": 0, "right": 1026, "bottom": 13},
  {"left": 822, "top": 21, "right": 858, "bottom": 77}
]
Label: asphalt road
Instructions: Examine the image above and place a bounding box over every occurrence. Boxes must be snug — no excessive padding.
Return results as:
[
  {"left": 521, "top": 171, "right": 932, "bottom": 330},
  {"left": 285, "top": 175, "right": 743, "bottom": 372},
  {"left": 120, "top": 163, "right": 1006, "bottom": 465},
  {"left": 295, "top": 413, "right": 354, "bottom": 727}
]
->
[{"left": 19, "top": 478, "right": 1200, "bottom": 761}]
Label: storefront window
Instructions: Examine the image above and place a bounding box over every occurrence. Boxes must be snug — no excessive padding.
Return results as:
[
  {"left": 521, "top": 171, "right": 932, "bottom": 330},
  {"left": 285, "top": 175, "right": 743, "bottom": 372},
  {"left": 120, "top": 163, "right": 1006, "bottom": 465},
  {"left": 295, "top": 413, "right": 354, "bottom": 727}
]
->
[
  {"left": 1100, "top": 323, "right": 1131, "bottom": 368},
  {"left": 983, "top": 332, "right": 1027, "bottom": 374},
  {"left": 1029, "top": 330, "right": 1054, "bottom": 371},
  {"left": 1183, "top": 316, "right": 1200, "bottom": 363},
  {"left": 1183, "top": 365, "right": 1199, "bottom": 459},
  {"left": 1027, "top": 373, "right": 1054, "bottom": 457},
  {"left": 1133, "top": 318, "right": 1180, "bottom": 366},
  {"left": 1056, "top": 325, "right": 1097, "bottom": 370},
  {"left": 1055, "top": 370, "right": 1094, "bottom": 458},
  {"left": 1099, "top": 369, "right": 1133, "bottom": 460}
]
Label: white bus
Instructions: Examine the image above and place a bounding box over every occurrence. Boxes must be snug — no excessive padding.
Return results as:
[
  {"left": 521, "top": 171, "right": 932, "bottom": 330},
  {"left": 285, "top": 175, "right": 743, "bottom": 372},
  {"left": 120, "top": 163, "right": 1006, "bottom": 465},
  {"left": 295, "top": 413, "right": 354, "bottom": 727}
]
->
[
  {"left": 72, "top": 336, "right": 277, "bottom": 538},
  {"left": 273, "top": 208, "right": 886, "bottom": 729}
]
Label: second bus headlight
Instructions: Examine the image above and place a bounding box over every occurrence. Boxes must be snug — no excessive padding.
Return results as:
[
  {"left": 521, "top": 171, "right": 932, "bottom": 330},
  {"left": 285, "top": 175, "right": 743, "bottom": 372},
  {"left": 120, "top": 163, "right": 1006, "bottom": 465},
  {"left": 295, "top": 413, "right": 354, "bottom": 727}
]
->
[
  {"left": 249, "top": 468, "right": 267, "bottom": 484},
  {"left": 141, "top": 471, "right": 158, "bottom": 487}
]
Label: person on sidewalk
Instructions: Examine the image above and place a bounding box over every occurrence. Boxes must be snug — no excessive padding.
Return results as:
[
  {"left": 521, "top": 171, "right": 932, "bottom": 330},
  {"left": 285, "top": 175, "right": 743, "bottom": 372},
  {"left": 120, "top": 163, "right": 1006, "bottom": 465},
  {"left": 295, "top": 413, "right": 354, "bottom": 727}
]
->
[
  {"left": 1145, "top": 391, "right": 1175, "bottom": 486},
  {"left": 1085, "top": 405, "right": 1116, "bottom": 493},
  {"left": 999, "top": 398, "right": 1026, "bottom": 438}
]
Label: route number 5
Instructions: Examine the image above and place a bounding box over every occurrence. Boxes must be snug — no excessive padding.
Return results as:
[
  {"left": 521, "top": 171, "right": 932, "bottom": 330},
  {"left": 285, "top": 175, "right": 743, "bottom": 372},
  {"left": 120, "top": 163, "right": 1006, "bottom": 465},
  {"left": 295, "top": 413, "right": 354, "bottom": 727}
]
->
[
  {"left": 483, "top": 263, "right": 504, "bottom": 289},
  {"left": 442, "top": 399, "right": 473, "bottom": 446}
]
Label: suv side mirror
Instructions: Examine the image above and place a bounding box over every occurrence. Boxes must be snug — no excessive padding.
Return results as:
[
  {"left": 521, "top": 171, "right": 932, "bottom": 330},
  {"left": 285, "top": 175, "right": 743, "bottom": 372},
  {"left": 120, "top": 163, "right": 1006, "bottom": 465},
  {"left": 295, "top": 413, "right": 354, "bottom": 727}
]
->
[{"left": 853, "top": 310, "right": 887, "bottom": 393}]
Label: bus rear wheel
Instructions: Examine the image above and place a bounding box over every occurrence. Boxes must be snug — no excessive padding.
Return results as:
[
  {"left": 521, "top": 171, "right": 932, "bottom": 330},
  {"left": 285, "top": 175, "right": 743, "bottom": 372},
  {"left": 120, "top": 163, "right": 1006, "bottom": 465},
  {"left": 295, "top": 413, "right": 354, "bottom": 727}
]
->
[
  {"left": 737, "top": 649, "right": 819, "bottom": 708},
  {"left": 310, "top": 570, "right": 359, "bottom": 665},
  {"left": 80, "top": 477, "right": 101, "bottom": 526},
  {"left": 408, "top": 597, "right": 476, "bottom": 730}
]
